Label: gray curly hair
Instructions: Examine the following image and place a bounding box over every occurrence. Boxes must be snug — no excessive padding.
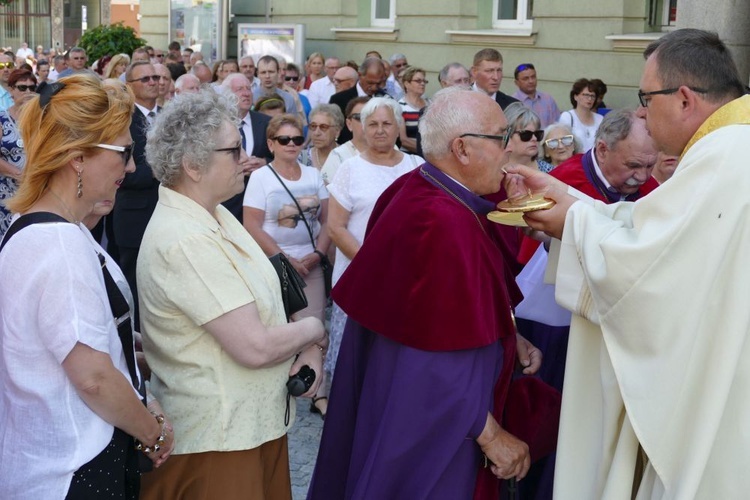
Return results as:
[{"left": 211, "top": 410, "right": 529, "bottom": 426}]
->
[{"left": 146, "top": 89, "right": 239, "bottom": 187}]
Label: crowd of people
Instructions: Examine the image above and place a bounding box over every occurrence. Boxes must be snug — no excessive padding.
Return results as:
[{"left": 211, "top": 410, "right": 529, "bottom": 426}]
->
[{"left": 1, "top": 27, "right": 750, "bottom": 500}]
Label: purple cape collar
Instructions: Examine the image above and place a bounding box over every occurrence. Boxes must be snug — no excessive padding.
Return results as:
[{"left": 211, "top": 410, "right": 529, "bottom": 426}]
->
[{"left": 419, "top": 162, "right": 496, "bottom": 215}]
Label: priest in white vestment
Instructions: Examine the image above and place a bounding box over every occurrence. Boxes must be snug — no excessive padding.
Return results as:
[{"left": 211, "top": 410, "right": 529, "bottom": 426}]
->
[{"left": 504, "top": 28, "right": 750, "bottom": 500}]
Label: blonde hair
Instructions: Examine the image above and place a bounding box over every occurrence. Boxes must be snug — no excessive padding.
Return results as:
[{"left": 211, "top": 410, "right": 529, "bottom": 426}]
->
[
  {"left": 7, "top": 74, "right": 134, "bottom": 213},
  {"left": 103, "top": 53, "right": 131, "bottom": 79}
]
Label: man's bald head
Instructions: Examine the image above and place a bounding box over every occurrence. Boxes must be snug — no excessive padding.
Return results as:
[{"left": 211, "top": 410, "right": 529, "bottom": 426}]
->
[{"left": 333, "top": 66, "right": 358, "bottom": 93}]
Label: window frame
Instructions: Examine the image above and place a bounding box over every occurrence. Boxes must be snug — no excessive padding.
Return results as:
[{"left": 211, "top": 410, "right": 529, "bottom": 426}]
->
[
  {"left": 371, "top": 0, "right": 395, "bottom": 27},
  {"left": 492, "top": 0, "right": 533, "bottom": 30}
]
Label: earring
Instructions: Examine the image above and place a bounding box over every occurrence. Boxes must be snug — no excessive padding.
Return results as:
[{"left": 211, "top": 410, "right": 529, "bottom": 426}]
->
[{"left": 76, "top": 170, "right": 83, "bottom": 198}]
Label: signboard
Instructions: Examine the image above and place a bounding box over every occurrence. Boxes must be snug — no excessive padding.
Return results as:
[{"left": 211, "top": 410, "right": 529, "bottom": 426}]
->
[{"left": 237, "top": 23, "right": 305, "bottom": 65}]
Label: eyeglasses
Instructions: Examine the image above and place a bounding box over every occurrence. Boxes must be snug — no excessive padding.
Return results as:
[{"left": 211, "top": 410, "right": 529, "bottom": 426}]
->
[
  {"left": 637, "top": 86, "right": 709, "bottom": 107},
  {"left": 515, "top": 130, "right": 544, "bottom": 142},
  {"left": 96, "top": 141, "right": 135, "bottom": 165},
  {"left": 0, "top": 62, "right": 14, "bottom": 69},
  {"left": 214, "top": 144, "right": 242, "bottom": 163},
  {"left": 334, "top": 77, "right": 354, "bottom": 84},
  {"left": 14, "top": 84, "right": 37, "bottom": 92},
  {"left": 284, "top": 76, "right": 299, "bottom": 82},
  {"left": 459, "top": 132, "right": 508, "bottom": 143},
  {"left": 128, "top": 75, "right": 160, "bottom": 84},
  {"left": 544, "top": 135, "right": 574, "bottom": 149},
  {"left": 308, "top": 123, "right": 332, "bottom": 132},
  {"left": 274, "top": 135, "right": 305, "bottom": 146},
  {"left": 348, "top": 113, "right": 361, "bottom": 121},
  {"left": 578, "top": 93, "right": 597, "bottom": 99},
  {"left": 409, "top": 79, "right": 428, "bottom": 85}
]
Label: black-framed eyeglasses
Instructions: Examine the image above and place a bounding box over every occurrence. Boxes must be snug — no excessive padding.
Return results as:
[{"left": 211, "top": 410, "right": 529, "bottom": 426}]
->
[
  {"left": 459, "top": 132, "right": 508, "bottom": 143},
  {"left": 128, "top": 75, "right": 160, "bottom": 84},
  {"left": 214, "top": 144, "right": 242, "bottom": 163},
  {"left": 274, "top": 135, "right": 305, "bottom": 146},
  {"left": 348, "top": 113, "right": 361, "bottom": 121},
  {"left": 514, "top": 130, "right": 544, "bottom": 142},
  {"left": 14, "top": 84, "right": 37, "bottom": 92},
  {"left": 96, "top": 141, "right": 135, "bottom": 165},
  {"left": 637, "top": 86, "right": 709, "bottom": 107},
  {"left": 544, "top": 135, "right": 574, "bottom": 149}
]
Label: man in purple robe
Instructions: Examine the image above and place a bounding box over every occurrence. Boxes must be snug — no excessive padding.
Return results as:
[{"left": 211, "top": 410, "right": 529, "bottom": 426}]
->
[{"left": 307, "top": 88, "right": 542, "bottom": 500}]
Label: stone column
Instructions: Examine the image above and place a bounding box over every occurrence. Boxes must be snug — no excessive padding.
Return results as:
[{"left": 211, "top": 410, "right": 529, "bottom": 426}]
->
[{"left": 677, "top": 0, "right": 750, "bottom": 83}]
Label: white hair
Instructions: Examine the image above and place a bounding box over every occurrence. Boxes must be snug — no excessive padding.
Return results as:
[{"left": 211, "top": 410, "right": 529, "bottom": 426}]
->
[
  {"left": 359, "top": 97, "right": 404, "bottom": 130},
  {"left": 419, "top": 87, "right": 484, "bottom": 161}
]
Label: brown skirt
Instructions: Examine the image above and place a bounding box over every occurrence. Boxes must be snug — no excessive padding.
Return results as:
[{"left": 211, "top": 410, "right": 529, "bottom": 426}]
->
[{"left": 140, "top": 435, "right": 291, "bottom": 500}]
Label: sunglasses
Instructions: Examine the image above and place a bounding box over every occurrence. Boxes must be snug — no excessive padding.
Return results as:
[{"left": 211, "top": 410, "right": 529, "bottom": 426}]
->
[
  {"left": 308, "top": 123, "right": 332, "bottom": 132},
  {"left": 0, "top": 62, "right": 14, "bottom": 69},
  {"left": 96, "top": 141, "right": 135, "bottom": 165},
  {"left": 514, "top": 130, "right": 544, "bottom": 142},
  {"left": 128, "top": 75, "right": 160, "bottom": 84},
  {"left": 544, "top": 135, "right": 575, "bottom": 149},
  {"left": 274, "top": 135, "right": 305, "bottom": 146},
  {"left": 284, "top": 76, "right": 299, "bottom": 82},
  {"left": 14, "top": 84, "right": 37, "bottom": 92},
  {"left": 348, "top": 113, "right": 361, "bottom": 121},
  {"left": 214, "top": 144, "right": 242, "bottom": 163}
]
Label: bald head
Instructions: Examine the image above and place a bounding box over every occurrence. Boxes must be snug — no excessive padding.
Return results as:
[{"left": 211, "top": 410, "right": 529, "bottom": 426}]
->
[
  {"left": 191, "top": 62, "right": 212, "bottom": 84},
  {"left": 333, "top": 66, "right": 358, "bottom": 93}
]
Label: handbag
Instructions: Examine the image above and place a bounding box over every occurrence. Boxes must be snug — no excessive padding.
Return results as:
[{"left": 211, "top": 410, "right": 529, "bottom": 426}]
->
[
  {"left": 269, "top": 252, "right": 308, "bottom": 318},
  {"left": 266, "top": 164, "right": 333, "bottom": 296}
]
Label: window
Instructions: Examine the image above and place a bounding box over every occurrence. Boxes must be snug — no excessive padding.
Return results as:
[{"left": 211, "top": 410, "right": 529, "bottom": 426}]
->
[
  {"left": 493, "top": 0, "right": 533, "bottom": 30},
  {"left": 648, "top": 0, "right": 677, "bottom": 29},
  {"left": 371, "top": 0, "right": 395, "bottom": 27},
  {"left": 0, "top": 0, "right": 51, "bottom": 52}
]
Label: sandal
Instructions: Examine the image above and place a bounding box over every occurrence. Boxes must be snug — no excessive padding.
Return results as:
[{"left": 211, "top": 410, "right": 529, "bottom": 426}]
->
[{"left": 310, "top": 396, "right": 328, "bottom": 420}]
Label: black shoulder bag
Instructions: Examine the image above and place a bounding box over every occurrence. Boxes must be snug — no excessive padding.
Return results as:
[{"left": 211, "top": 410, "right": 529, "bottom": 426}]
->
[{"left": 267, "top": 163, "right": 333, "bottom": 297}]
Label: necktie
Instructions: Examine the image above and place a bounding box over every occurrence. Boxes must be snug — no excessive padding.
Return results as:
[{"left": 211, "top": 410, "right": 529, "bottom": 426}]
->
[{"left": 239, "top": 123, "right": 247, "bottom": 151}]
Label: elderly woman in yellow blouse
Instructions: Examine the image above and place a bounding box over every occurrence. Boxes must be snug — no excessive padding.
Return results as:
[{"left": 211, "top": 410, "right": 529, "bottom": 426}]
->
[{"left": 137, "top": 89, "right": 326, "bottom": 499}]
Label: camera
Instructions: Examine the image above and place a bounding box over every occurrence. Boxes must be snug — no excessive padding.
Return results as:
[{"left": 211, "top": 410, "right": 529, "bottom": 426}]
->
[{"left": 286, "top": 365, "right": 316, "bottom": 396}]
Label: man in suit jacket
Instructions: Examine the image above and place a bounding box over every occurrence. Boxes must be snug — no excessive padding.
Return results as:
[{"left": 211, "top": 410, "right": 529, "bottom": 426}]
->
[
  {"left": 113, "top": 61, "right": 161, "bottom": 328},
  {"left": 221, "top": 73, "right": 272, "bottom": 222},
  {"left": 329, "top": 57, "right": 388, "bottom": 144},
  {"left": 471, "top": 48, "right": 519, "bottom": 111}
]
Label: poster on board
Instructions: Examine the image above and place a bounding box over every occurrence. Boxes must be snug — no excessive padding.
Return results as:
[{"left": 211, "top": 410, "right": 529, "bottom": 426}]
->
[{"left": 237, "top": 24, "right": 306, "bottom": 65}]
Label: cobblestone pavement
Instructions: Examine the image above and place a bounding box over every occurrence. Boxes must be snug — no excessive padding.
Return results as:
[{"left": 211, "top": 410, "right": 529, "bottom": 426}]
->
[{"left": 288, "top": 395, "right": 325, "bottom": 500}]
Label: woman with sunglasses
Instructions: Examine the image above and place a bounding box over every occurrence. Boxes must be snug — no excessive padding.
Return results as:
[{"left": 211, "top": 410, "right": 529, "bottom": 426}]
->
[
  {"left": 137, "top": 94, "right": 325, "bottom": 499},
  {"left": 503, "top": 103, "right": 550, "bottom": 173},
  {"left": 243, "top": 113, "right": 332, "bottom": 419},
  {"left": 0, "top": 69, "right": 37, "bottom": 236},
  {"left": 300, "top": 104, "right": 344, "bottom": 170},
  {"left": 326, "top": 97, "right": 422, "bottom": 381},
  {"left": 538, "top": 122, "right": 580, "bottom": 171},
  {"left": 558, "top": 78, "right": 603, "bottom": 151},
  {"left": 0, "top": 74, "right": 174, "bottom": 499},
  {"left": 397, "top": 66, "right": 430, "bottom": 154}
]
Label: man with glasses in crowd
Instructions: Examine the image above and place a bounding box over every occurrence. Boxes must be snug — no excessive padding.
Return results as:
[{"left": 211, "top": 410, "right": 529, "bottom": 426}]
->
[
  {"left": 0, "top": 53, "right": 14, "bottom": 111},
  {"left": 307, "top": 56, "right": 341, "bottom": 108},
  {"left": 329, "top": 57, "right": 388, "bottom": 143},
  {"left": 332, "top": 66, "right": 358, "bottom": 94},
  {"left": 309, "top": 87, "right": 539, "bottom": 499},
  {"left": 111, "top": 61, "right": 162, "bottom": 329},
  {"left": 471, "top": 48, "right": 518, "bottom": 111},
  {"left": 56, "top": 47, "right": 89, "bottom": 78},
  {"left": 386, "top": 53, "right": 408, "bottom": 99},
  {"left": 512, "top": 63, "right": 560, "bottom": 128},
  {"left": 220, "top": 73, "right": 272, "bottom": 222},
  {"left": 506, "top": 28, "right": 750, "bottom": 498},
  {"left": 239, "top": 56, "right": 260, "bottom": 94}
]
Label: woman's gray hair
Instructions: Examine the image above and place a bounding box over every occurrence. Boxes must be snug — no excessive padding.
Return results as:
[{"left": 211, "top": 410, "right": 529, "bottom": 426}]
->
[
  {"left": 359, "top": 97, "right": 404, "bottom": 131},
  {"left": 539, "top": 122, "right": 581, "bottom": 160},
  {"left": 146, "top": 89, "right": 239, "bottom": 188},
  {"left": 419, "top": 87, "right": 482, "bottom": 161},
  {"left": 309, "top": 103, "right": 344, "bottom": 131},
  {"left": 503, "top": 102, "right": 541, "bottom": 147}
]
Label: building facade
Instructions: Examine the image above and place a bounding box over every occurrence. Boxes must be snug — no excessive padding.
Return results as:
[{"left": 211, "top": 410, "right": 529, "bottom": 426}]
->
[{"left": 141, "top": 0, "right": 749, "bottom": 110}]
